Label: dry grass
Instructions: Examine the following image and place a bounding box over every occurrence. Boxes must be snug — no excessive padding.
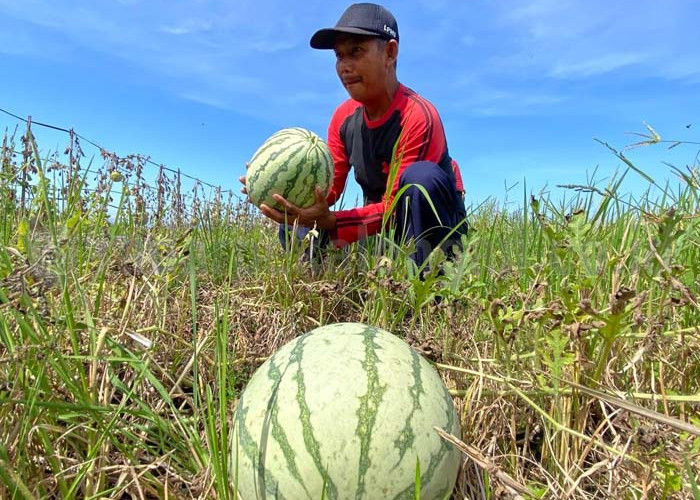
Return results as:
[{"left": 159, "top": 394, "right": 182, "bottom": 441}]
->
[{"left": 0, "top": 122, "right": 699, "bottom": 499}]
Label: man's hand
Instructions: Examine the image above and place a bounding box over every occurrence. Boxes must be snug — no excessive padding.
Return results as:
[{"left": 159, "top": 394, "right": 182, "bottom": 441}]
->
[
  {"left": 239, "top": 163, "right": 249, "bottom": 196},
  {"left": 260, "top": 186, "right": 337, "bottom": 230}
]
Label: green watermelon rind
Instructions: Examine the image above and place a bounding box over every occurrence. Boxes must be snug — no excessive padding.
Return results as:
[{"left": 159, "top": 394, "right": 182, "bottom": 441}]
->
[
  {"left": 230, "top": 322, "right": 462, "bottom": 500},
  {"left": 246, "top": 127, "right": 334, "bottom": 211}
]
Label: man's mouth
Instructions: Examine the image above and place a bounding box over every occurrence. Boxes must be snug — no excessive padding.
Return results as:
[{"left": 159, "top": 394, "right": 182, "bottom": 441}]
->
[{"left": 343, "top": 77, "right": 362, "bottom": 86}]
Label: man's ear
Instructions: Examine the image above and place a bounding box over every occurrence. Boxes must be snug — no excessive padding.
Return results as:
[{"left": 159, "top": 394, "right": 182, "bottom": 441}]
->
[{"left": 385, "top": 39, "right": 399, "bottom": 65}]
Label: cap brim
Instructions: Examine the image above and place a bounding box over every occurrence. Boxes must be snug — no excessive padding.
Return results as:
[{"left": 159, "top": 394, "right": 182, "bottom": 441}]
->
[{"left": 310, "top": 27, "right": 382, "bottom": 49}]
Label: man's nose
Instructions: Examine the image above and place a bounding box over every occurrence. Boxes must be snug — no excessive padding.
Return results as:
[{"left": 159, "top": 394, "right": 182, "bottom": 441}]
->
[{"left": 336, "top": 57, "right": 352, "bottom": 73}]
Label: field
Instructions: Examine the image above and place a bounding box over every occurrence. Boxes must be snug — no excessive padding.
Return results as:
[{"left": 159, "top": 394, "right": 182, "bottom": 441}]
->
[{"left": 1, "top": 122, "right": 699, "bottom": 499}]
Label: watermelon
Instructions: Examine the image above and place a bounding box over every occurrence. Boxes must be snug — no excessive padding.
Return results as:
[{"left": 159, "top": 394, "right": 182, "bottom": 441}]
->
[
  {"left": 230, "top": 322, "right": 462, "bottom": 500},
  {"left": 245, "top": 127, "right": 334, "bottom": 211}
]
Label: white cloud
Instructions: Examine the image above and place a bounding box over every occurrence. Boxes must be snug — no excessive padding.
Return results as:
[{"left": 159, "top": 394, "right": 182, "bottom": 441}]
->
[
  {"left": 178, "top": 92, "right": 230, "bottom": 110},
  {"left": 448, "top": 84, "right": 566, "bottom": 117},
  {"left": 250, "top": 40, "right": 298, "bottom": 53},
  {"left": 0, "top": 26, "right": 54, "bottom": 57},
  {"left": 550, "top": 52, "right": 649, "bottom": 79},
  {"left": 159, "top": 19, "right": 213, "bottom": 36},
  {"left": 460, "top": 35, "right": 477, "bottom": 47},
  {"left": 471, "top": 94, "right": 567, "bottom": 117},
  {"left": 663, "top": 58, "right": 700, "bottom": 83},
  {"left": 484, "top": 0, "right": 698, "bottom": 84},
  {"left": 506, "top": 0, "right": 615, "bottom": 40},
  {"left": 160, "top": 26, "right": 191, "bottom": 36},
  {"left": 2, "top": 0, "right": 697, "bottom": 128}
]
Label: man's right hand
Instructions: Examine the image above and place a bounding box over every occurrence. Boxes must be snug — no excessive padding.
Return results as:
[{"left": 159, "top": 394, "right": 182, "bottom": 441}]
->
[{"left": 260, "top": 186, "right": 336, "bottom": 230}]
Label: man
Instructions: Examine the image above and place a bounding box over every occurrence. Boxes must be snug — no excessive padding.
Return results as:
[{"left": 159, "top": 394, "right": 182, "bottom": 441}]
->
[{"left": 242, "top": 3, "right": 467, "bottom": 267}]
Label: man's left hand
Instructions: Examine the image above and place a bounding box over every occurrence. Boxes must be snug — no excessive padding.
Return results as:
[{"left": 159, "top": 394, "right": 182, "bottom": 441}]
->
[{"left": 260, "top": 186, "right": 337, "bottom": 230}]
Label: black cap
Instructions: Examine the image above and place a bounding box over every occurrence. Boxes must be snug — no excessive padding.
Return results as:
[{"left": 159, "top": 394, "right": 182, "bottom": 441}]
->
[{"left": 310, "top": 3, "right": 399, "bottom": 50}]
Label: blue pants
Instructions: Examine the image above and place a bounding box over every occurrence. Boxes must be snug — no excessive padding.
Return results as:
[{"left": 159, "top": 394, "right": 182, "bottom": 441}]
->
[
  {"left": 279, "top": 161, "right": 467, "bottom": 267},
  {"left": 394, "top": 161, "right": 468, "bottom": 266}
]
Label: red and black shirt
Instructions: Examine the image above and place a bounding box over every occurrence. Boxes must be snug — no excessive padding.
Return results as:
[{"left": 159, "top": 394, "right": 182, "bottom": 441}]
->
[{"left": 326, "top": 83, "right": 456, "bottom": 246}]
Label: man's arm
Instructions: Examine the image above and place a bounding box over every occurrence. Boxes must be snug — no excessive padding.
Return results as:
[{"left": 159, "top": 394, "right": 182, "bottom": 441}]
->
[{"left": 329, "top": 101, "right": 447, "bottom": 246}]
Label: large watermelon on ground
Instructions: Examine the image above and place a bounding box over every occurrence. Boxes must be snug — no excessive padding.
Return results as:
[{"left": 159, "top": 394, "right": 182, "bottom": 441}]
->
[
  {"left": 230, "top": 322, "right": 462, "bottom": 500},
  {"left": 245, "top": 127, "right": 334, "bottom": 211}
]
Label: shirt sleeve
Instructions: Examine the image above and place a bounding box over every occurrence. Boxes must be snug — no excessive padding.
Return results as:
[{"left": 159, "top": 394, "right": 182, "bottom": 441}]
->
[
  {"left": 329, "top": 98, "right": 448, "bottom": 247},
  {"left": 451, "top": 159, "right": 464, "bottom": 193},
  {"left": 325, "top": 102, "right": 354, "bottom": 207}
]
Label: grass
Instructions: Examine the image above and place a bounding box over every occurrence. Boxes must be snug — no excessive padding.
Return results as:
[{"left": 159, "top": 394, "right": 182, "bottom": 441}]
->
[{"left": 0, "top": 121, "right": 699, "bottom": 499}]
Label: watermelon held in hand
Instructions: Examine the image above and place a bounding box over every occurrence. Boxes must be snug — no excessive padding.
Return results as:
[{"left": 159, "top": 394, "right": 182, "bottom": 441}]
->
[
  {"left": 245, "top": 127, "right": 334, "bottom": 211},
  {"left": 230, "top": 322, "right": 462, "bottom": 500}
]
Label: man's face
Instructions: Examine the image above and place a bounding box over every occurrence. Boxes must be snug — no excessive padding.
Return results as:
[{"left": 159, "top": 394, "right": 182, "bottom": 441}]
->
[{"left": 333, "top": 35, "right": 393, "bottom": 104}]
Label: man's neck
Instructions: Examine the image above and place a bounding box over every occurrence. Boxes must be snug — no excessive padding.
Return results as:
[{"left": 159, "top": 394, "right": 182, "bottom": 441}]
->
[{"left": 364, "top": 80, "right": 400, "bottom": 121}]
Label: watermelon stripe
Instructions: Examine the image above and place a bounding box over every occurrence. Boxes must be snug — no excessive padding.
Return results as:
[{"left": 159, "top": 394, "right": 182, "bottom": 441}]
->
[
  {"left": 306, "top": 145, "right": 328, "bottom": 196},
  {"left": 418, "top": 382, "right": 459, "bottom": 494},
  {"left": 248, "top": 140, "right": 306, "bottom": 186},
  {"left": 289, "top": 335, "right": 339, "bottom": 500},
  {"left": 390, "top": 444, "right": 451, "bottom": 500},
  {"left": 247, "top": 127, "right": 333, "bottom": 209},
  {"left": 355, "top": 327, "right": 387, "bottom": 499},
  {"left": 284, "top": 147, "right": 319, "bottom": 205},
  {"left": 390, "top": 385, "right": 458, "bottom": 500},
  {"left": 265, "top": 357, "right": 313, "bottom": 498},
  {"left": 249, "top": 142, "right": 308, "bottom": 206},
  {"left": 249, "top": 135, "right": 305, "bottom": 173},
  {"left": 311, "top": 144, "right": 332, "bottom": 192},
  {"left": 392, "top": 347, "right": 424, "bottom": 468},
  {"left": 254, "top": 131, "right": 307, "bottom": 160},
  {"left": 234, "top": 398, "right": 289, "bottom": 500}
]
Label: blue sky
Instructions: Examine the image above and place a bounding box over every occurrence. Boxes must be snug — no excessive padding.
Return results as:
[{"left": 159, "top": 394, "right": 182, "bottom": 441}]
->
[{"left": 1, "top": 0, "right": 699, "bottom": 210}]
